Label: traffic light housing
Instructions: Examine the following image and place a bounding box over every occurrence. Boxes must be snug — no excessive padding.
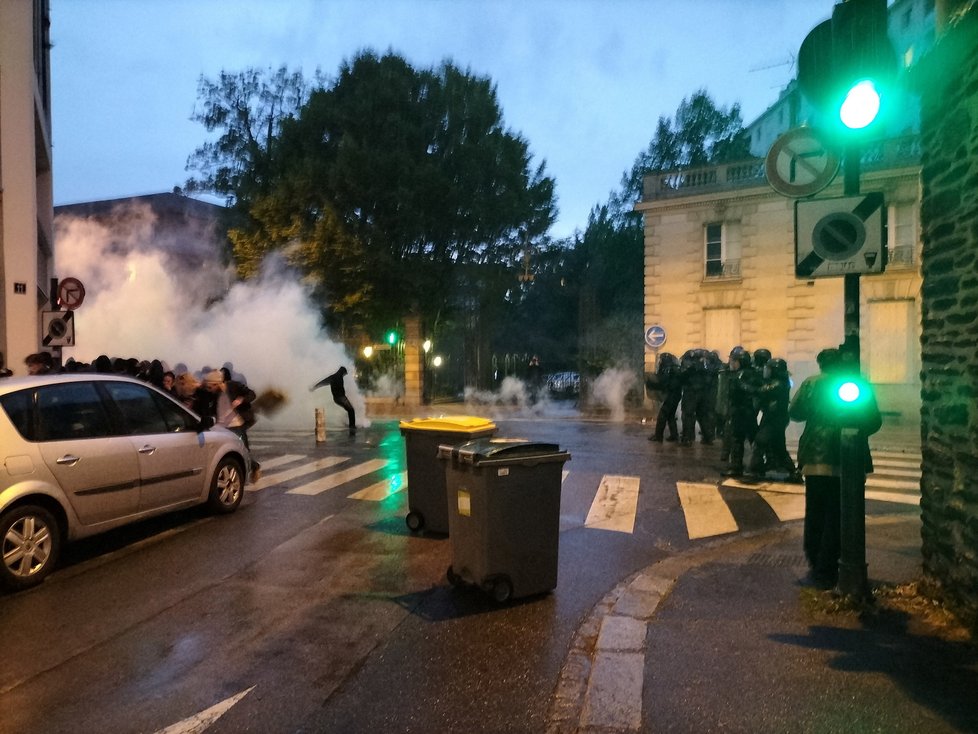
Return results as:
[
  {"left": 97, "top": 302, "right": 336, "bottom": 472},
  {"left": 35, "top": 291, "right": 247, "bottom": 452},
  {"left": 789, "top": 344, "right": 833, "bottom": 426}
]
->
[{"left": 797, "top": 0, "right": 897, "bottom": 138}]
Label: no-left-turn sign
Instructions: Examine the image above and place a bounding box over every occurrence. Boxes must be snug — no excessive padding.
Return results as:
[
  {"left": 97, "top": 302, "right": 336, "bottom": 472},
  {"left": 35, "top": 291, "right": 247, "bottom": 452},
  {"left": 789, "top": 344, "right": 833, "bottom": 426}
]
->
[{"left": 57, "top": 277, "right": 86, "bottom": 310}]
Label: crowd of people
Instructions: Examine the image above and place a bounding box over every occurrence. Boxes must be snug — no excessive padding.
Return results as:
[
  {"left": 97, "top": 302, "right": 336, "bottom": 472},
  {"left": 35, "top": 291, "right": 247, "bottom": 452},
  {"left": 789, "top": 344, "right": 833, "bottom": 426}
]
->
[
  {"left": 647, "top": 346, "right": 801, "bottom": 482},
  {"left": 5, "top": 352, "right": 259, "bottom": 448}
]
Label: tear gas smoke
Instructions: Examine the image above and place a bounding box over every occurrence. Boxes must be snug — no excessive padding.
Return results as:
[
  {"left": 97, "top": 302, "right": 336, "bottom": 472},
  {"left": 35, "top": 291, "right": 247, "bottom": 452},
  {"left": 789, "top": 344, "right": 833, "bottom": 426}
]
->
[
  {"left": 54, "top": 205, "right": 366, "bottom": 430},
  {"left": 590, "top": 367, "right": 638, "bottom": 422}
]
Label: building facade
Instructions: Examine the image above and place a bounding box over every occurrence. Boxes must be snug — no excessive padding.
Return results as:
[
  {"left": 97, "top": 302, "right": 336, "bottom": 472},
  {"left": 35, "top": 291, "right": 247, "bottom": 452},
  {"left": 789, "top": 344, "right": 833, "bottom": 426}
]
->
[
  {"left": 635, "top": 0, "right": 935, "bottom": 423},
  {"left": 636, "top": 144, "right": 922, "bottom": 421},
  {"left": 0, "top": 0, "right": 54, "bottom": 376}
]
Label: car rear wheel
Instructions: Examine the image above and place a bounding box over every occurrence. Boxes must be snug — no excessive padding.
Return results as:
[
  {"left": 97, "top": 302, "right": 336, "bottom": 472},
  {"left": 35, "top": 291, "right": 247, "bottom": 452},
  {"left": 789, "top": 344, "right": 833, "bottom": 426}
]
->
[
  {"left": 0, "top": 505, "right": 62, "bottom": 591},
  {"left": 207, "top": 457, "right": 244, "bottom": 514}
]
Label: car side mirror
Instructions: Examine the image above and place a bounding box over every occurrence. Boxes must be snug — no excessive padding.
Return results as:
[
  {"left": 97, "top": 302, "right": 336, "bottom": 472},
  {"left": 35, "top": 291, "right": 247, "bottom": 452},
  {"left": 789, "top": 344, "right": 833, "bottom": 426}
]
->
[{"left": 197, "top": 415, "right": 216, "bottom": 432}]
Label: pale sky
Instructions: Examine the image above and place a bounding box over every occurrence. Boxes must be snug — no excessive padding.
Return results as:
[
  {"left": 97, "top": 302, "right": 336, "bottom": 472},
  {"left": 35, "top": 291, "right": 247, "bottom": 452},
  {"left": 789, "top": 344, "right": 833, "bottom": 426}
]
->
[{"left": 50, "top": 0, "right": 835, "bottom": 238}]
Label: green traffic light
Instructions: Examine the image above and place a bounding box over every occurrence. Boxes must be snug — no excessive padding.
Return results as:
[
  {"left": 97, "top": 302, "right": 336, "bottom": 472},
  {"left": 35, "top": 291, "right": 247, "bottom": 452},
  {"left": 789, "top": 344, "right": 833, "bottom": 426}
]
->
[
  {"left": 386, "top": 331, "right": 397, "bottom": 345},
  {"left": 837, "top": 380, "right": 861, "bottom": 403},
  {"left": 839, "top": 80, "right": 881, "bottom": 130}
]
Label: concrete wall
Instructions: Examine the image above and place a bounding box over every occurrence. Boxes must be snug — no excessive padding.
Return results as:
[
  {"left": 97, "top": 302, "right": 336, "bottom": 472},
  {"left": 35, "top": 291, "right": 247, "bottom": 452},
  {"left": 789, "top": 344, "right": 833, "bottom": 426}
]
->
[
  {"left": 0, "top": 0, "right": 54, "bottom": 375},
  {"left": 915, "top": 6, "right": 978, "bottom": 624}
]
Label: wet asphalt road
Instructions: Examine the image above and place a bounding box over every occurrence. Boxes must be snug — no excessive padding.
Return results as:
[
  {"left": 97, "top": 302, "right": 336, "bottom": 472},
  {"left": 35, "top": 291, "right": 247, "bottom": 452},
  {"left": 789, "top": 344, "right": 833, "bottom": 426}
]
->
[{"left": 0, "top": 415, "right": 775, "bottom": 734}]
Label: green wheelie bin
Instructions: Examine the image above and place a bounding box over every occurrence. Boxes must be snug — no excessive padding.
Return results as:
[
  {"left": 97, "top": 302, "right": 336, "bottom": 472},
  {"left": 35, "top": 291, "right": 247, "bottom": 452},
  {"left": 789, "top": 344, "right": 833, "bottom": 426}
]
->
[
  {"left": 399, "top": 416, "right": 496, "bottom": 534},
  {"left": 439, "top": 437, "right": 571, "bottom": 602}
]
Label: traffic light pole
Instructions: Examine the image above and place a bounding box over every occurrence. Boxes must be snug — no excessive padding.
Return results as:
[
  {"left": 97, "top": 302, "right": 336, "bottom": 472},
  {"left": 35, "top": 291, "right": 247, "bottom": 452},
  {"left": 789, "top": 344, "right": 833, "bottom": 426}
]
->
[{"left": 838, "top": 142, "right": 871, "bottom": 601}]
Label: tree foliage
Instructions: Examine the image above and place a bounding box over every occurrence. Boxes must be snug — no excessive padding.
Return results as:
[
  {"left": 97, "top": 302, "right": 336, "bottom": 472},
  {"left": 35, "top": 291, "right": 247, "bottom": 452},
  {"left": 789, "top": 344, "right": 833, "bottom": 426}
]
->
[
  {"left": 617, "top": 89, "right": 751, "bottom": 210},
  {"left": 187, "top": 54, "right": 556, "bottom": 338}
]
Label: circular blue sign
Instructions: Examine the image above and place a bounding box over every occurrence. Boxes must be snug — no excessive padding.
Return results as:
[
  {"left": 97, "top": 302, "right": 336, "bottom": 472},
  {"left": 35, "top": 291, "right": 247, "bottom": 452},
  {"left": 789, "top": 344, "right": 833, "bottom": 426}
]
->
[{"left": 645, "top": 325, "right": 667, "bottom": 349}]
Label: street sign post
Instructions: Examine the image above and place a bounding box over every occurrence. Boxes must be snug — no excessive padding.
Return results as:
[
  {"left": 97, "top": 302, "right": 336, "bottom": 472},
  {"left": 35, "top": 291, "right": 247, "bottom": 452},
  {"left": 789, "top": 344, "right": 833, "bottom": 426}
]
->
[
  {"left": 644, "top": 325, "right": 667, "bottom": 349},
  {"left": 42, "top": 310, "right": 75, "bottom": 347},
  {"left": 795, "top": 192, "right": 885, "bottom": 278},
  {"left": 57, "top": 277, "right": 86, "bottom": 310},
  {"left": 765, "top": 127, "right": 840, "bottom": 198}
]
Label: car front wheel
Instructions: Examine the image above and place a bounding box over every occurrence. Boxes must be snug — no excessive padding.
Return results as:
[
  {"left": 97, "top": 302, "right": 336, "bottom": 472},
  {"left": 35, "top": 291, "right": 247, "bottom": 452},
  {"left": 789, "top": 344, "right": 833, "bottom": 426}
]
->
[
  {"left": 0, "top": 505, "right": 62, "bottom": 591},
  {"left": 207, "top": 457, "right": 244, "bottom": 514}
]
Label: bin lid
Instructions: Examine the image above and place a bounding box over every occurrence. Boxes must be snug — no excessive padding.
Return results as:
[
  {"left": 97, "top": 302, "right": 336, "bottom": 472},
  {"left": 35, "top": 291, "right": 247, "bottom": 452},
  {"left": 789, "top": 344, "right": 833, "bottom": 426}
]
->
[
  {"left": 438, "top": 437, "right": 570, "bottom": 465},
  {"left": 399, "top": 415, "right": 496, "bottom": 433}
]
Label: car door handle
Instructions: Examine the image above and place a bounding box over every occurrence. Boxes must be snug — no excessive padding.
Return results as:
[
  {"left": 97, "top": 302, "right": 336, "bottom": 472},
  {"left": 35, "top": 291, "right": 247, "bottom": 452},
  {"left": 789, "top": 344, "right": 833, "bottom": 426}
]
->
[
  {"left": 138, "top": 445, "right": 157, "bottom": 455},
  {"left": 56, "top": 455, "right": 80, "bottom": 466}
]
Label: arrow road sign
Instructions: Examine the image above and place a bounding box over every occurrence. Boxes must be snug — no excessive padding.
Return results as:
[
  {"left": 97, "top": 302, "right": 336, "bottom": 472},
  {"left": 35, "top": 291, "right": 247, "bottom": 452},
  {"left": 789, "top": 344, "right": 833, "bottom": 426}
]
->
[
  {"left": 644, "top": 325, "right": 667, "bottom": 349},
  {"left": 795, "top": 193, "right": 886, "bottom": 279}
]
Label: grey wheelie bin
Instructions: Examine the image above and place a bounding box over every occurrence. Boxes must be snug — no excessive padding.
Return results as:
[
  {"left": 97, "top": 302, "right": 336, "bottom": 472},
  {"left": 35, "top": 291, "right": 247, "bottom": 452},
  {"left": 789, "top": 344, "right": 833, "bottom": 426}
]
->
[
  {"left": 439, "top": 438, "right": 571, "bottom": 602},
  {"left": 399, "top": 416, "right": 497, "bottom": 534}
]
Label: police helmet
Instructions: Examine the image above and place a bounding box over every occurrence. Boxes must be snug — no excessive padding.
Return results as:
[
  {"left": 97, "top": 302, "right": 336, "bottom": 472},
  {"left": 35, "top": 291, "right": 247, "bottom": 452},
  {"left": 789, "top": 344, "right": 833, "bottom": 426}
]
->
[
  {"left": 767, "top": 357, "right": 788, "bottom": 377},
  {"left": 753, "top": 348, "right": 772, "bottom": 367},
  {"left": 729, "top": 346, "right": 751, "bottom": 368}
]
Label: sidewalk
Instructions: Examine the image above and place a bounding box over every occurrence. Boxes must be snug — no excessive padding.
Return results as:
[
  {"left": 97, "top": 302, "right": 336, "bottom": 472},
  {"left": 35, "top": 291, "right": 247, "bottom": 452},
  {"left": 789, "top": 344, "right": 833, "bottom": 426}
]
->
[{"left": 548, "top": 511, "right": 977, "bottom": 734}]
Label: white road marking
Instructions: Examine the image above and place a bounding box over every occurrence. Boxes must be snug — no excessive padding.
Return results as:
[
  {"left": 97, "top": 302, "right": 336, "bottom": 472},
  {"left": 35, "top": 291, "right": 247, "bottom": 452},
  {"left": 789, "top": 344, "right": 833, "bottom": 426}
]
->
[
  {"left": 676, "top": 482, "right": 738, "bottom": 539},
  {"left": 255, "top": 454, "right": 306, "bottom": 470},
  {"left": 247, "top": 456, "right": 348, "bottom": 492},
  {"left": 585, "top": 475, "right": 641, "bottom": 534},
  {"left": 154, "top": 686, "right": 255, "bottom": 734},
  {"left": 347, "top": 471, "right": 407, "bottom": 501},
  {"left": 288, "top": 459, "right": 390, "bottom": 496}
]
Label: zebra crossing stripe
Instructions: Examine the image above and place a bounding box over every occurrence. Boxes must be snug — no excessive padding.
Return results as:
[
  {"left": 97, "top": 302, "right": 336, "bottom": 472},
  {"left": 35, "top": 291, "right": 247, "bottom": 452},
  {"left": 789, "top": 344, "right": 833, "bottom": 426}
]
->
[
  {"left": 347, "top": 472, "right": 407, "bottom": 501},
  {"left": 676, "top": 482, "right": 738, "bottom": 539},
  {"left": 256, "top": 454, "right": 307, "bottom": 471},
  {"left": 287, "top": 459, "right": 390, "bottom": 496},
  {"left": 585, "top": 475, "right": 641, "bottom": 534},
  {"left": 248, "top": 456, "right": 348, "bottom": 492},
  {"left": 722, "top": 479, "right": 806, "bottom": 521}
]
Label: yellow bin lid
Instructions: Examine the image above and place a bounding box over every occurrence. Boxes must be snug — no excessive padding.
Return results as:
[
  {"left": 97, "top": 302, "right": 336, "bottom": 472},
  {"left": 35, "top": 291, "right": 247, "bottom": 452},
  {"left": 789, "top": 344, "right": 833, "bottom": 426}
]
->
[{"left": 399, "top": 415, "right": 496, "bottom": 432}]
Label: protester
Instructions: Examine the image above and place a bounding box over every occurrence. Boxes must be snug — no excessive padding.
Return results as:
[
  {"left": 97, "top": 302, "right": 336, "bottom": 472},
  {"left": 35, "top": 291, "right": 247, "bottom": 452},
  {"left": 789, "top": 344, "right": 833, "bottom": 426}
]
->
[{"left": 311, "top": 366, "right": 357, "bottom": 435}]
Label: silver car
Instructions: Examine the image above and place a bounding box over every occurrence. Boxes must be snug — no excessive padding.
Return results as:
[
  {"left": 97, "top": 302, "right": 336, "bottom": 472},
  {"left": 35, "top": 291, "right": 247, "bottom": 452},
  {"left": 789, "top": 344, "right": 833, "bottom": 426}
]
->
[{"left": 0, "top": 373, "right": 250, "bottom": 591}]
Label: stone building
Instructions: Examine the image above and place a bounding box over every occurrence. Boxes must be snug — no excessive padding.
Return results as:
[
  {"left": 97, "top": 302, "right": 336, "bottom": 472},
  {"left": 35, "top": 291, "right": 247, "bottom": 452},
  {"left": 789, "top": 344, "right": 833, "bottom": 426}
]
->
[
  {"left": 914, "top": 2, "right": 978, "bottom": 625},
  {"left": 635, "top": 0, "right": 935, "bottom": 423},
  {"left": 0, "top": 0, "right": 54, "bottom": 376}
]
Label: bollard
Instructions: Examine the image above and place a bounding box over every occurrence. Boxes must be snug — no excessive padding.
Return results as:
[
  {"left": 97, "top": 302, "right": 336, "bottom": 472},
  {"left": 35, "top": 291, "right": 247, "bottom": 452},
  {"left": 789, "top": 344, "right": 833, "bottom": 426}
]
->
[{"left": 315, "top": 407, "right": 326, "bottom": 444}]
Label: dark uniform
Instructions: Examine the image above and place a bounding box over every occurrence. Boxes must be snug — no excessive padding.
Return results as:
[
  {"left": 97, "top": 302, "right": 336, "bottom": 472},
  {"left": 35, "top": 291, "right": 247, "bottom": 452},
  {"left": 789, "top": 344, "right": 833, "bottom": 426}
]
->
[
  {"left": 747, "top": 358, "right": 801, "bottom": 481},
  {"left": 679, "top": 349, "right": 715, "bottom": 446},
  {"left": 649, "top": 352, "right": 681, "bottom": 442},
  {"left": 723, "top": 347, "right": 758, "bottom": 476}
]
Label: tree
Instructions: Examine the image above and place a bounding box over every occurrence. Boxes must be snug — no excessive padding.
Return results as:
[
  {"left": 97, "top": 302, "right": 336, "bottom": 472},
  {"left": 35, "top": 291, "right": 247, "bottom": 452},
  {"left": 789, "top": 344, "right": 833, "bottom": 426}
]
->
[
  {"left": 617, "top": 89, "right": 751, "bottom": 211},
  {"left": 187, "top": 54, "right": 556, "bottom": 343},
  {"left": 186, "top": 66, "right": 311, "bottom": 208},
  {"left": 569, "top": 90, "right": 749, "bottom": 388}
]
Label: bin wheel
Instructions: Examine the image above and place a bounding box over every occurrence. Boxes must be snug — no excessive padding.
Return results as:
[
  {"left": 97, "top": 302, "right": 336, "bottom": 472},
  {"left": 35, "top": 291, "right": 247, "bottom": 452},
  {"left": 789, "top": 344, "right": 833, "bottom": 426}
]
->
[
  {"left": 406, "top": 511, "right": 424, "bottom": 532},
  {"left": 447, "top": 565, "right": 461, "bottom": 587},
  {"left": 488, "top": 575, "right": 514, "bottom": 604}
]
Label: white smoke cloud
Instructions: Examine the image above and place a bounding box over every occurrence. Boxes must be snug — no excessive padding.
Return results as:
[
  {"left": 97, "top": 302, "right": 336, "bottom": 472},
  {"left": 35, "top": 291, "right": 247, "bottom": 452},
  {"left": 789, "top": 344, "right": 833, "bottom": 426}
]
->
[
  {"left": 54, "top": 206, "right": 365, "bottom": 430},
  {"left": 590, "top": 367, "right": 638, "bottom": 422}
]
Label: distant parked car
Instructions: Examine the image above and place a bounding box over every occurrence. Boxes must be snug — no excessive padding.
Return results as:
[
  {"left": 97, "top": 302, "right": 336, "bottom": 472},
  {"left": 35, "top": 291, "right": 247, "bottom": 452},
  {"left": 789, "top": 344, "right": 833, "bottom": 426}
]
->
[
  {"left": 547, "top": 371, "right": 581, "bottom": 398},
  {"left": 0, "top": 373, "right": 251, "bottom": 591}
]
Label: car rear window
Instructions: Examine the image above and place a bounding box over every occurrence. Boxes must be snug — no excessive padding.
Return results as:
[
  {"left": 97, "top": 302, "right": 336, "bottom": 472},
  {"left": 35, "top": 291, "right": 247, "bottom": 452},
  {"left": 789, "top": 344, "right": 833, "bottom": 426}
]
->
[
  {"left": 0, "top": 389, "right": 35, "bottom": 440},
  {"left": 102, "top": 380, "right": 196, "bottom": 434}
]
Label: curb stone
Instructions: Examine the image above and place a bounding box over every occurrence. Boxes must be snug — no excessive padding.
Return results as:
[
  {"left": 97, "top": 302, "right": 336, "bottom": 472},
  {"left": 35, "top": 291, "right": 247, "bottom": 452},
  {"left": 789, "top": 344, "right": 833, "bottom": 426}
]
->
[{"left": 545, "top": 527, "right": 794, "bottom": 733}]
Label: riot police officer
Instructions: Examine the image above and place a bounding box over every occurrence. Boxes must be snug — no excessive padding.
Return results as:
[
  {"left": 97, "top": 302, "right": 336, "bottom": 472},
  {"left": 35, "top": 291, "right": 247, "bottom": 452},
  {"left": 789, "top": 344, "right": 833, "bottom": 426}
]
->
[
  {"left": 680, "top": 349, "right": 715, "bottom": 446},
  {"left": 722, "top": 346, "right": 758, "bottom": 476},
  {"left": 649, "top": 352, "right": 682, "bottom": 442},
  {"left": 747, "top": 357, "right": 801, "bottom": 481}
]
